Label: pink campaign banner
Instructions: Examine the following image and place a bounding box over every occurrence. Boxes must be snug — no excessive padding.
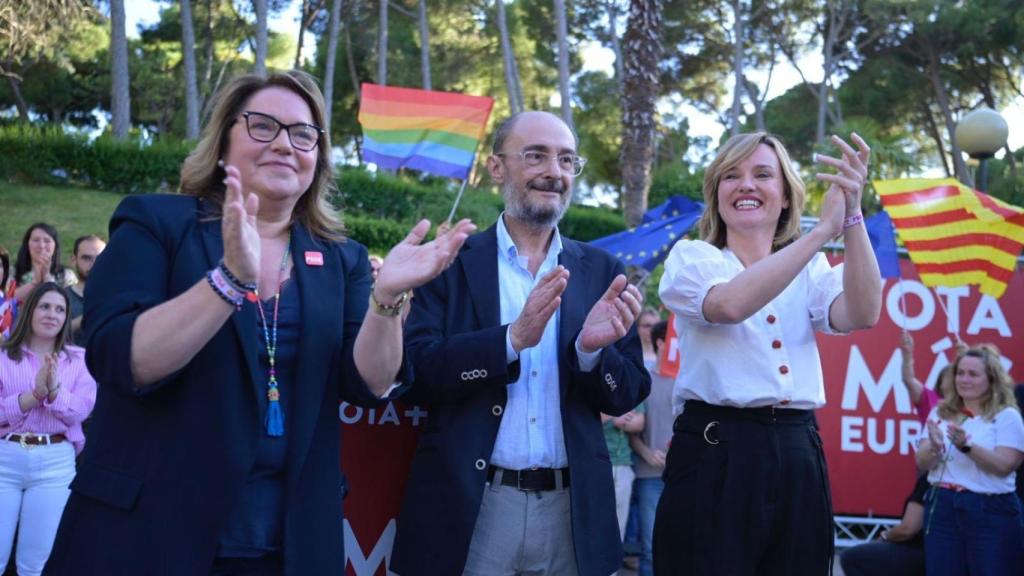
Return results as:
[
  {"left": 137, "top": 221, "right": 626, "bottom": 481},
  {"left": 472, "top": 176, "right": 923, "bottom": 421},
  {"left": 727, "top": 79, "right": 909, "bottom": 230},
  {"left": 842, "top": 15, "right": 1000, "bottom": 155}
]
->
[{"left": 338, "top": 257, "right": 1024, "bottom": 574}]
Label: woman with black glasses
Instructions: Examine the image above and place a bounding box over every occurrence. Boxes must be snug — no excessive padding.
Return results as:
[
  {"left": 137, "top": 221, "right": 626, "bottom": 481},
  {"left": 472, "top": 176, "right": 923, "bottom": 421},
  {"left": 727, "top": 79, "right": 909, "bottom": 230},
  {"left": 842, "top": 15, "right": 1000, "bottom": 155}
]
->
[{"left": 45, "top": 70, "right": 474, "bottom": 575}]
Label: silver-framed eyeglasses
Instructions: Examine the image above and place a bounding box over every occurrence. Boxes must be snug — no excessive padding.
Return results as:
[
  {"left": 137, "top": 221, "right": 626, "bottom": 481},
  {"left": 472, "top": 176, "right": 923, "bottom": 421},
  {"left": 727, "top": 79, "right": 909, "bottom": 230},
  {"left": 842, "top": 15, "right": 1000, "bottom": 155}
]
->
[
  {"left": 241, "top": 111, "right": 324, "bottom": 152},
  {"left": 496, "top": 150, "right": 587, "bottom": 176}
]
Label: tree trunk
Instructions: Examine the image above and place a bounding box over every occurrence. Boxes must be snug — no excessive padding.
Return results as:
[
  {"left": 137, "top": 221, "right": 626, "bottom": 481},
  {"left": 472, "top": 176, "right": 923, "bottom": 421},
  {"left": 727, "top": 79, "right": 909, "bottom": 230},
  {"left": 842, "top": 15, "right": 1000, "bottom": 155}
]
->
[
  {"left": 253, "top": 0, "right": 268, "bottom": 75},
  {"left": 110, "top": 0, "right": 131, "bottom": 139},
  {"left": 924, "top": 41, "right": 970, "bottom": 186},
  {"left": 495, "top": 0, "right": 523, "bottom": 113},
  {"left": 344, "top": 15, "right": 360, "bottom": 101},
  {"left": 377, "top": 0, "right": 388, "bottom": 85},
  {"left": 182, "top": 0, "right": 201, "bottom": 139},
  {"left": 418, "top": 0, "right": 431, "bottom": 89},
  {"left": 620, "top": 0, "right": 663, "bottom": 228},
  {"left": 200, "top": 0, "right": 215, "bottom": 117},
  {"left": 323, "top": 0, "right": 343, "bottom": 133},
  {"left": 554, "top": 0, "right": 572, "bottom": 128},
  {"left": 816, "top": 7, "right": 838, "bottom": 143},
  {"left": 295, "top": 0, "right": 306, "bottom": 69},
  {"left": 920, "top": 100, "right": 951, "bottom": 177},
  {"left": 606, "top": 0, "right": 624, "bottom": 86},
  {"left": 4, "top": 75, "right": 29, "bottom": 122},
  {"left": 729, "top": 0, "right": 744, "bottom": 136},
  {"left": 743, "top": 76, "right": 765, "bottom": 132}
]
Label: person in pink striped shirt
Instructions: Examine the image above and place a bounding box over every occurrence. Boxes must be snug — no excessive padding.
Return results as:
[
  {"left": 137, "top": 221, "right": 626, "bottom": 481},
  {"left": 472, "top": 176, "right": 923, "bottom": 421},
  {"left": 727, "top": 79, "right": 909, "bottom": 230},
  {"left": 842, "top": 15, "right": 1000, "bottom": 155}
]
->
[{"left": 0, "top": 282, "right": 96, "bottom": 576}]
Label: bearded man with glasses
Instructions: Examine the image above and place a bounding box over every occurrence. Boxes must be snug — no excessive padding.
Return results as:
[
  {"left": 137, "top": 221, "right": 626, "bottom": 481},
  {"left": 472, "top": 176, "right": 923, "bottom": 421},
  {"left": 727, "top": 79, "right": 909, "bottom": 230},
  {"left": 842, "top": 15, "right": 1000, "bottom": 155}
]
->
[{"left": 391, "top": 111, "right": 651, "bottom": 576}]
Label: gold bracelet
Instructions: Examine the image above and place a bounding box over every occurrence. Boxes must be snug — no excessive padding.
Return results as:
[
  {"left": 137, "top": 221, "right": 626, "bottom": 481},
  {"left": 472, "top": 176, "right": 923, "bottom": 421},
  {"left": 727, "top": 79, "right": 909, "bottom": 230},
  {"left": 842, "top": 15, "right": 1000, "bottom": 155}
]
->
[{"left": 369, "top": 287, "right": 409, "bottom": 317}]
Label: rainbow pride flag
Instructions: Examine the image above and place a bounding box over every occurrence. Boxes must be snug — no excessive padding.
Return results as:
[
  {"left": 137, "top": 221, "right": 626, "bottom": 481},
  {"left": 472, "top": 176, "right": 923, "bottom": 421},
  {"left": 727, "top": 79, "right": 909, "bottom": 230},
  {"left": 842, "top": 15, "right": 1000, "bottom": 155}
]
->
[
  {"left": 358, "top": 83, "right": 494, "bottom": 180},
  {"left": 875, "top": 178, "right": 1024, "bottom": 298}
]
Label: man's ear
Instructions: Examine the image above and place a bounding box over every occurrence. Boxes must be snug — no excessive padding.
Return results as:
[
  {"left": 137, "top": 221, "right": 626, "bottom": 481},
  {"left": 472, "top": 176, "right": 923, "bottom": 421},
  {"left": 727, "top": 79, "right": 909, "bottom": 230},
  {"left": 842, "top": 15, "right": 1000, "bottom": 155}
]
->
[{"left": 486, "top": 155, "right": 505, "bottom": 184}]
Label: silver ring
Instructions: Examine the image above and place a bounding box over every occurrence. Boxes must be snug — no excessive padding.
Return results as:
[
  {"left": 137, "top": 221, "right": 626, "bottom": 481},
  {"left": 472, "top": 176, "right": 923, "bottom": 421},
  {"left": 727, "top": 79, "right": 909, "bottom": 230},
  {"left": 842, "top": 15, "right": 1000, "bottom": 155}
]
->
[{"left": 703, "top": 421, "right": 720, "bottom": 445}]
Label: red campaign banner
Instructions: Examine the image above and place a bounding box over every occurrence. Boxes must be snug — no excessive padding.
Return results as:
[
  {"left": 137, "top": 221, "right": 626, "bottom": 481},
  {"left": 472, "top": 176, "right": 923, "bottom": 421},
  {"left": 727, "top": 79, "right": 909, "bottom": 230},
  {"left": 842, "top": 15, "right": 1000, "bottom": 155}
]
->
[
  {"left": 339, "top": 400, "right": 426, "bottom": 576},
  {"left": 336, "top": 258, "right": 1024, "bottom": 576},
  {"left": 818, "top": 256, "right": 1024, "bottom": 516}
]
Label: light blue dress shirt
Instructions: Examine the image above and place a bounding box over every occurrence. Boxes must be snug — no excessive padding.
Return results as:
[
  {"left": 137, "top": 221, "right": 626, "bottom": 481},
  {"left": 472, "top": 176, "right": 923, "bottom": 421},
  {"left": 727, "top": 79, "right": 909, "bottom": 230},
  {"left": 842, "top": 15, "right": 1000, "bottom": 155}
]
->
[{"left": 489, "top": 214, "right": 600, "bottom": 470}]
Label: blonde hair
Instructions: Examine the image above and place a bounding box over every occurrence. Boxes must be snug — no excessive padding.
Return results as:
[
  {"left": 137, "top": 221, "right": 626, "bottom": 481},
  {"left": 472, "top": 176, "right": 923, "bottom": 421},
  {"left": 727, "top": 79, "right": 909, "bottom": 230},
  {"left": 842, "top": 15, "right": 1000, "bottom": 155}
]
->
[
  {"left": 937, "top": 344, "right": 1018, "bottom": 421},
  {"left": 697, "top": 132, "right": 806, "bottom": 251},
  {"left": 179, "top": 70, "right": 344, "bottom": 241}
]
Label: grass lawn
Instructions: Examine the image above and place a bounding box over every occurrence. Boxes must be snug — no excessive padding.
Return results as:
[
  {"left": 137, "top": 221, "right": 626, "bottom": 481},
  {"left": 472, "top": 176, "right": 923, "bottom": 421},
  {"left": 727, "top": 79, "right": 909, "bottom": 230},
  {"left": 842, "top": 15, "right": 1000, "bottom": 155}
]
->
[{"left": 0, "top": 182, "right": 124, "bottom": 265}]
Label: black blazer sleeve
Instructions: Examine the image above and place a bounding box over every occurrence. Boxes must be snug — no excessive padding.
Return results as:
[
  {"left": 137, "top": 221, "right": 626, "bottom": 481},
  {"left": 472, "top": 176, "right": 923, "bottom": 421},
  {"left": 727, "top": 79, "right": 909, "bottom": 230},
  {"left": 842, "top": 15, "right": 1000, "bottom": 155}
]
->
[
  {"left": 84, "top": 195, "right": 195, "bottom": 397},
  {"left": 565, "top": 257, "right": 650, "bottom": 416},
  {"left": 401, "top": 263, "right": 520, "bottom": 406}
]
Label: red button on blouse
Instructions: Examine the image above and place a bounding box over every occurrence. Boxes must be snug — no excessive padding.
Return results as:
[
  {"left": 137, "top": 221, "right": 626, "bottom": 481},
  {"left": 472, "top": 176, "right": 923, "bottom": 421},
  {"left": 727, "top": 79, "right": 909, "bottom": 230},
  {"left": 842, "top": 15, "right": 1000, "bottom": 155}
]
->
[
  {"left": 767, "top": 314, "right": 777, "bottom": 324},
  {"left": 772, "top": 340, "right": 782, "bottom": 349},
  {"left": 779, "top": 365, "right": 790, "bottom": 375}
]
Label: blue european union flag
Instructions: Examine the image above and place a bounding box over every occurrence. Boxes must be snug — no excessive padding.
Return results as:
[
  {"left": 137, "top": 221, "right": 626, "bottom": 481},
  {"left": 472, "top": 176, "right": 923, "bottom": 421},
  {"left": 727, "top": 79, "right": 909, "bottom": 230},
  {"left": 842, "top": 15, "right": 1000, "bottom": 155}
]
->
[
  {"left": 865, "top": 210, "right": 901, "bottom": 279},
  {"left": 591, "top": 196, "right": 704, "bottom": 271}
]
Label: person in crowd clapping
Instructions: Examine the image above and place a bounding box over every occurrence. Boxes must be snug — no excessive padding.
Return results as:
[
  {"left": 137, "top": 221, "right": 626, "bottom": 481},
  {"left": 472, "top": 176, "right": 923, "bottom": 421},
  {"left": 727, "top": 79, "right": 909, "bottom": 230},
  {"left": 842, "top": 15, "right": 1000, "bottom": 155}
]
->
[
  {"left": 915, "top": 344, "right": 1024, "bottom": 576},
  {"left": 0, "top": 282, "right": 96, "bottom": 576}
]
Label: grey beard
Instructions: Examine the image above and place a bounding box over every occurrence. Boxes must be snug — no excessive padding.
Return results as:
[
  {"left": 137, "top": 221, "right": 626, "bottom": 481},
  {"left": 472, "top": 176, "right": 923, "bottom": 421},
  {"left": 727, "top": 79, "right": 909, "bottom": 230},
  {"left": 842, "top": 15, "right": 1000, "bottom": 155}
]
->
[{"left": 502, "top": 182, "right": 570, "bottom": 229}]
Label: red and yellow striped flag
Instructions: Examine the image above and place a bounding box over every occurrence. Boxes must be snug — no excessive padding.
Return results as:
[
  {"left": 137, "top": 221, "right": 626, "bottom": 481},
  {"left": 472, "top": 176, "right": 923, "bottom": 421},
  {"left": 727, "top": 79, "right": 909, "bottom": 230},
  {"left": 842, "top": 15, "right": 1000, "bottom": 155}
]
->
[{"left": 874, "top": 178, "right": 1024, "bottom": 298}]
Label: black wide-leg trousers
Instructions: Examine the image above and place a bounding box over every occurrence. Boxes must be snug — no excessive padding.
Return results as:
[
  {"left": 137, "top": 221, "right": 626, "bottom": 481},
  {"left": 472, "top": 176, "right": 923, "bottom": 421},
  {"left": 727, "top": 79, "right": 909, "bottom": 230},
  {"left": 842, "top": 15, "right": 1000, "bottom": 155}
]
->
[{"left": 653, "top": 400, "right": 834, "bottom": 576}]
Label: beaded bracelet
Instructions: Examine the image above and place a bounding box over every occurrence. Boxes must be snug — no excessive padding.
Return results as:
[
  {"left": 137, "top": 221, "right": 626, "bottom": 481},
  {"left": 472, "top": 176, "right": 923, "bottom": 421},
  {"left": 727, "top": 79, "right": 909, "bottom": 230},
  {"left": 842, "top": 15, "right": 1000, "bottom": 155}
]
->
[
  {"left": 843, "top": 213, "right": 864, "bottom": 230},
  {"left": 207, "top": 267, "right": 247, "bottom": 310},
  {"left": 219, "top": 260, "right": 257, "bottom": 293}
]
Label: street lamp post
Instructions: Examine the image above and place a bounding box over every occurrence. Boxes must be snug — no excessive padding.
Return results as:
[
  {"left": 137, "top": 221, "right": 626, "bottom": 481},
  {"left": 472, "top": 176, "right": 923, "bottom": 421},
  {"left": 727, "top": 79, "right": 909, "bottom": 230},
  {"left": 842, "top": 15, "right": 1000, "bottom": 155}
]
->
[{"left": 954, "top": 108, "right": 1008, "bottom": 192}]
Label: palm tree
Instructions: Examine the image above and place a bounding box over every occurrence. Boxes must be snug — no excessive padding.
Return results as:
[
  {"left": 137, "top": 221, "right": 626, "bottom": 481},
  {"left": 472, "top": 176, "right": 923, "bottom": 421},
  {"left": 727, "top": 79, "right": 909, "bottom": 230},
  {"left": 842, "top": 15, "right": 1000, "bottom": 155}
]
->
[
  {"left": 182, "top": 0, "right": 200, "bottom": 139},
  {"left": 110, "top": 0, "right": 131, "bottom": 139},
  {"left": 620, "top": 0, "right": 663, "bottom": 228}
]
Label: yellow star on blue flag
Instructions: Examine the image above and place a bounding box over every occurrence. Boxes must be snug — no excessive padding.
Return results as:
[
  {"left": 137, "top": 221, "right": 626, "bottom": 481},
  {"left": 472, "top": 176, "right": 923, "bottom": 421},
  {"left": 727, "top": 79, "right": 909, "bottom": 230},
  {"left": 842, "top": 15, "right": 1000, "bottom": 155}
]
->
[{"left": 591, "top": 196, "right": 704, "bottom": 271}]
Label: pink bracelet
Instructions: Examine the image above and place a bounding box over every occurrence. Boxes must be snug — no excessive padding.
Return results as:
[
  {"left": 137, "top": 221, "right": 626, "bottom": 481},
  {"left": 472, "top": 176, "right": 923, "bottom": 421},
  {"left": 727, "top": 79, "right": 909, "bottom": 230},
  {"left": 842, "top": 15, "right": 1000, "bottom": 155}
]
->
[
  {"left": 207, "top": 267, "right": 247, "bottom": 310},
  {"left": 843, "top": 213, "right": 864, "bottom": 230}
]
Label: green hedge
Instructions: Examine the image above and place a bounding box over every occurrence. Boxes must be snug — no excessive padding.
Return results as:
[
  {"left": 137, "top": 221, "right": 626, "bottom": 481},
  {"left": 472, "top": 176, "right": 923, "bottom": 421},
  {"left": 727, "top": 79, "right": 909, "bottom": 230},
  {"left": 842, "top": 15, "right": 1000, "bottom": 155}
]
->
[
  {"left": 0, "top": 128, "right": 627, "bottom": 243},
  {"left": 0, "top": 125, "right": 189, "bottom": 194}
]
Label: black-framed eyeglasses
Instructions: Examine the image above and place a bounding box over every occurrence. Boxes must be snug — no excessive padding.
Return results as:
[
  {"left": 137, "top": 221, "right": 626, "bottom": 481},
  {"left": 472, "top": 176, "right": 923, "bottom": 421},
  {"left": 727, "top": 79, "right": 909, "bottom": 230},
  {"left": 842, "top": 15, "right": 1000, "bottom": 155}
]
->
[
  {"left": 495, "top": 150, "right": 587, "bottom": 176},
  {"left": 241, "top": 111, "right": 323, "bottom": 152}
]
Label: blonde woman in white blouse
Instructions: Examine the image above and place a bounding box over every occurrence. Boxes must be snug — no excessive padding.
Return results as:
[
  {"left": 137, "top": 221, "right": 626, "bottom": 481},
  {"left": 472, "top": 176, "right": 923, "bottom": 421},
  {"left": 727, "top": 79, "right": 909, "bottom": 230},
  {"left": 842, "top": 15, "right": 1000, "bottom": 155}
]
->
[
  {"left": 915, "top": 345, "right": 1024, "bottom": 576},
  {"left": 654, "top": 132, "right": 880, "bottom": 576}
]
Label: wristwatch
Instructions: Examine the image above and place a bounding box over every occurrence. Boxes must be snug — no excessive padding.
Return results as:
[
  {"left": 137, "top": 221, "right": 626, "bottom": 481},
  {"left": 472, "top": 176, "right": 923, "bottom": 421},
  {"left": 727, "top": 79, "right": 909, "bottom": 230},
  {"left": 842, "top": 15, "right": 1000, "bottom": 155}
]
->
[{"left": 957, "top": 442, "right": 972, "bottom": 454}]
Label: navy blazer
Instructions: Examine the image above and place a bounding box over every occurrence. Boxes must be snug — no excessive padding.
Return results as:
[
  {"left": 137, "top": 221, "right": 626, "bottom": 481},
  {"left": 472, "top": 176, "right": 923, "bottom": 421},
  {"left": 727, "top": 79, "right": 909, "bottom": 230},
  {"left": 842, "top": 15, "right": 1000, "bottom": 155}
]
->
[
  {"left": 45, "top": 195, "right": 389, "bottom": 575},
  {"left": 391, "top": 225, "right": 651, "bottom": 576}
]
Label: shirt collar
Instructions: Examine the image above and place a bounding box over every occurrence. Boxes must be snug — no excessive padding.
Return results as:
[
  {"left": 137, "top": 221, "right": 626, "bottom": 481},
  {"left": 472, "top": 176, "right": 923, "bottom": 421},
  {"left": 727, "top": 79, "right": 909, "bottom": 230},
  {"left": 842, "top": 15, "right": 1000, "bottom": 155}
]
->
[{"left": 496, "top": 212, "right": 563, "bottom": 263}]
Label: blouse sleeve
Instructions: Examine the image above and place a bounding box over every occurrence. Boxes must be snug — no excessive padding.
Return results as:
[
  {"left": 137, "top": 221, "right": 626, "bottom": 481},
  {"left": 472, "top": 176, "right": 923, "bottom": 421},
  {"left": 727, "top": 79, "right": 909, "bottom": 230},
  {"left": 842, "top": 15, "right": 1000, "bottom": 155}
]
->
[
  {"left": 994, "top": 408, "right": 1024, "bottom": 451},
  {"left": 806, "top": 252, "right": 845, "bottom": 335},
  {"left": 43, "top": 349, "right": 97, "bottom": 426},
  {"left": 0, "top": 365, "right": 30, "bottom": 430},
  {"left": 658, "top": 240, "right": 742, "bottom": 327}
]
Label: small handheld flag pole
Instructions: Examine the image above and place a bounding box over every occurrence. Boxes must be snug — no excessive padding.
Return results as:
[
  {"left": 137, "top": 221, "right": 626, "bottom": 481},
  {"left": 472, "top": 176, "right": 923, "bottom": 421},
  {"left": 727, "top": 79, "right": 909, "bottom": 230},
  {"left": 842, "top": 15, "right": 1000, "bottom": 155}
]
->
[
  {"left": 932, "top": 287, "right": 962, "bottom": 342},
  {"left": 446, "top": 178, "right": 470, "bottom": 225},
  {"left": 897, "top": 278, "right": 908, "bottom": 331}
]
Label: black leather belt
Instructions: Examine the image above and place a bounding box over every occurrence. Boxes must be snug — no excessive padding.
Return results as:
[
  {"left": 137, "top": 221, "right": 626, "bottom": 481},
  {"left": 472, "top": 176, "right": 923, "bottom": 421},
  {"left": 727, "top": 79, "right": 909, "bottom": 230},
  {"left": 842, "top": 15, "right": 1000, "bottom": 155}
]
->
[{"left": 487, "top": 465, "right": 570, "bottom": 491}]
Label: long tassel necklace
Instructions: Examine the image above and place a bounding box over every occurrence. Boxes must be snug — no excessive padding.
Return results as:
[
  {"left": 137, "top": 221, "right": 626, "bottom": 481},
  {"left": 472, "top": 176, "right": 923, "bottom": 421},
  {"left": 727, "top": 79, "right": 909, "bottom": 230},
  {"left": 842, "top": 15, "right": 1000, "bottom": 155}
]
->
[{"left": 254, "top": 233, "right": 291, "bottom": 437}]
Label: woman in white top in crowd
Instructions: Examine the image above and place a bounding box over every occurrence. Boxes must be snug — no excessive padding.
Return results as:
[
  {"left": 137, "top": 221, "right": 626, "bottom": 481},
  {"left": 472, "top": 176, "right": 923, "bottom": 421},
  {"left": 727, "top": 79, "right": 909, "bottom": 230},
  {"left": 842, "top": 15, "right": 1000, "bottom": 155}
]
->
[
  {"left": 654, "top": 131, "right": 880, "bottom": 576},
  {"left": 915, "top": 344, "right": 1024, "bottom": 576}
]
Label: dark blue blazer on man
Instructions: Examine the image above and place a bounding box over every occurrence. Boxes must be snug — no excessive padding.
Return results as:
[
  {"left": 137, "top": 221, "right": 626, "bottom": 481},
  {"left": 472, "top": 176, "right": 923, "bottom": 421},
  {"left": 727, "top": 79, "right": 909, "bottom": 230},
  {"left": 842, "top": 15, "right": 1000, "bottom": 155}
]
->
[
  {"left": 44, "top": 195, "right": 392, "bottom": 575},
  {"left": 391, "top": 224, "right": 651, "bottom": 576}
]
